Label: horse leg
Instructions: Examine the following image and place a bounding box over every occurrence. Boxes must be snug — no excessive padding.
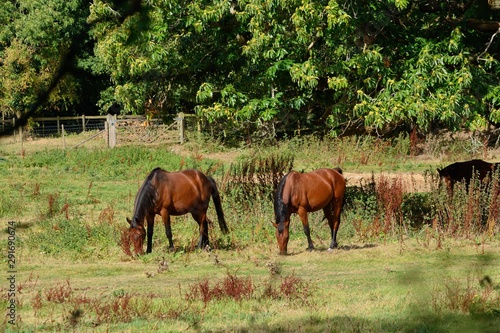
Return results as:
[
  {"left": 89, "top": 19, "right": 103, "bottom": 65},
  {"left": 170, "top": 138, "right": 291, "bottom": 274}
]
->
[
  {"left": 325, "top": 199, "right": 342, "bottom": 250},
  {"left": 146, "top": 215, "right": 154, "bottom": 254},
  {"left": 192, "top": 211, "right": 210, "bottom": 249},
  {"left": 298, "top": 208, "right": 314, "bottom": 251},
  {"left": 161, "top": 209, "right": 174, "bottom": 251}
]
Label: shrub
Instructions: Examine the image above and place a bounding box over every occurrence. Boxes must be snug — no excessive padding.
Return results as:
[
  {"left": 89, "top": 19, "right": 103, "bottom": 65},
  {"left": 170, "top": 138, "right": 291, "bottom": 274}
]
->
[{"left": 222, "top": 151, "right": 294, "bottom": 206}]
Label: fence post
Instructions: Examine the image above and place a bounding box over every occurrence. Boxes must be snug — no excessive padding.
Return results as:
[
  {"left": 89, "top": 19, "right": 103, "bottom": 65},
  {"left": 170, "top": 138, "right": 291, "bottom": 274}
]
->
[
  {"left": 197, "top": 117, "right": 201, "bottom": 140},
  {"left": 104, "top": 121, "right": 109, "bottom": 147},
  {"left": 106, "top": 114, "right": 116, "bottom": 148},
  {"left": 177, "top": 112, "right": 185, "bottom": 144},
  {"left": 62, "top": 124, "right": 66, "bottom": 149},
  {"left": 82, "top": 114, "right": 86, "bottom": 132},
  {"left": 57, "top": 116, "right": 60, "bottom": 135},
  {"left": 19, "top": 126, "right": 23, "bottom": 156}
]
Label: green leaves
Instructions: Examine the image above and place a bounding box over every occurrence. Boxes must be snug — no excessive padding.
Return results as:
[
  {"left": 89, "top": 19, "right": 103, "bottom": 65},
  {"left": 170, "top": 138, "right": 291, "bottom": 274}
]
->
[
  {"left": 2, "top": 0, "right": 499, "bottom": 139},
  {"left": 290, "top": 61, "right": 319, "bottom": 89},
  {"left": 0, "top": 0, "right": 91, "bottom": 116},
  {"left": 351, "top": 18, "right": 500, "bottom": 132}
]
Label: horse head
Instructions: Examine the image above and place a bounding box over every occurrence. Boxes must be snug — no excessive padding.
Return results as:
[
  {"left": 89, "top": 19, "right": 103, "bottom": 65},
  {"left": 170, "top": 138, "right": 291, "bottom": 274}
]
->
[
  {"left": 437, "top": 167, "right": 453, "bottom": 191},
  {"left": 274, "top": 220, "right": 290, "bottom": 255},
  {"left": 127, "top": 217, "right": 146, "bottom": 254}
]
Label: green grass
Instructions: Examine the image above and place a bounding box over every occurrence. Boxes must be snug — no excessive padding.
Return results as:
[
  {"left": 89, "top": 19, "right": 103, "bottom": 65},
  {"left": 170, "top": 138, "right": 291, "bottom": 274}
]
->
[
  {"left": 1, "top": 133, "right": 500, "bottom": 332},
  {"left": 3, "top": 242, "right": 500, "bottom": 332}
]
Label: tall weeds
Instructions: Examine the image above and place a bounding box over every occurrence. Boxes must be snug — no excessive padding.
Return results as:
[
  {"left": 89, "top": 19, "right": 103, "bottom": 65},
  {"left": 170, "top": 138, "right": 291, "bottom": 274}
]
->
[
  {"left": 375, "top": 175, "right": 404, "bottom": 234},
  {"left": 222, "top": 152, "right": 294, "bottom": 205},
  {"left": 431, "top": 275, "right": 500, "bottom": 316},
  {"left": 430, "top": 171, "right": 500, "bottom": 239}
]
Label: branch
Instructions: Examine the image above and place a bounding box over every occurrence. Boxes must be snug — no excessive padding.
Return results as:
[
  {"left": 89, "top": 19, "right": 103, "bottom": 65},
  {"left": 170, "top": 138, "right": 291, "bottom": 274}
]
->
[
  {"left": 467, "top": 19, "right": 500, "bottom": 32},
  {"left": 477, "top": 27, "right": 500, "bottom": 61}
]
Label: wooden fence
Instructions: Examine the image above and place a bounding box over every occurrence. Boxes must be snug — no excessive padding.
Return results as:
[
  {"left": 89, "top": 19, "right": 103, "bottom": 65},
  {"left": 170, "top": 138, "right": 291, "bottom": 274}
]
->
[{"left": 1, "top": 113, "right": 197, "bottom": 149}]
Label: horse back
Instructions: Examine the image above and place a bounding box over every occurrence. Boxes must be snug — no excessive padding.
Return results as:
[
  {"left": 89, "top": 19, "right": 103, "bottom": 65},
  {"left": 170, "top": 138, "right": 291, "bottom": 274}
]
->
[
  {"left": 316, "top": 168, "right": 346, "bottom": 197},
  {"left": 284, "top": 168, "right": 345, "bottom": 212},
  {"left": 440, "top": 159, "right": 493, "bottom": 183},
  {"left": 152, "top": 169, "right": 212, "bottom": 214}
]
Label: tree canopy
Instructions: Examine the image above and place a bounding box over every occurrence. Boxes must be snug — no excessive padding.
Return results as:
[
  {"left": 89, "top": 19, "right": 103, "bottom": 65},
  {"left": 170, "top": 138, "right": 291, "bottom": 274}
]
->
[{"left": 1, "top": 0, "right": 499, "bottom": 139}]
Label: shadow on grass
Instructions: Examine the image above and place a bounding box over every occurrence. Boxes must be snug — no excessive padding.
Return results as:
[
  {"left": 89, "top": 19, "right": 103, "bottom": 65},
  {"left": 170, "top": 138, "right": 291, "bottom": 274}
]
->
[
  {"left": 286, "top": 243, "right": 377, "bottom": 255},
  {"left": 223, "top": 312, "right": 500, "bottom": 333},
  {"left": 338, "top": 243, "right": 377, "bottom": 251},
  {"left": 3, "top": 221, "right": 32, "bottom": 233}
]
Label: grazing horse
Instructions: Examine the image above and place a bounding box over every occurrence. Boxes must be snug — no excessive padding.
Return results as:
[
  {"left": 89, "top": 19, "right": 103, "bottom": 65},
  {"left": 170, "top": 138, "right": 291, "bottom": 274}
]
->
[
  {"left": 273, "top": 168, "right": 346, "bottom": 255},
  {"left": 437, "top": 159, "right": 496, "bottom": 195},
  {"left": 127, "top": 168, "right": 229, "bottom": 254}
]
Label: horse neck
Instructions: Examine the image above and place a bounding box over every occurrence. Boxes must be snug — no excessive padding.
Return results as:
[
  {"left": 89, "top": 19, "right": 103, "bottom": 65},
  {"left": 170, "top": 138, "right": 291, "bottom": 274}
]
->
[
  {"left": 131, "top": 207, "right": 146, "bottom": 228},
  {"left": 274, "top": 174, "right": 290, "bottom": 231},
  {"left": 132, "top": 174, "right": 158, "bottom": 227}
]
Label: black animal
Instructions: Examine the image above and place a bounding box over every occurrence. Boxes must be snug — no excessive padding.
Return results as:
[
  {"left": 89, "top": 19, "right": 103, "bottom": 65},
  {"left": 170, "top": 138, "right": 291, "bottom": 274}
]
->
[{"left": 437, "top": 159, "right": 498, "bottom": 194}]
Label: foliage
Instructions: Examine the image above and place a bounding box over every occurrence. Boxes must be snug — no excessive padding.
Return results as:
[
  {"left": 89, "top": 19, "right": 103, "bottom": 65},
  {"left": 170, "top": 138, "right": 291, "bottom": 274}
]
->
[
  {"left": 430, "top": 169, "right": 500, "bottom": 238},
  {"left": 0, "top": 0, "right": 99, "bottom": 117},
  {"left": 1, "top": 1, "right": 500, "bottom": 140},
  {"left": 24, "top": 215, "right": 118, "bottom": 258},
  {"left": 86, "top": 0, "right": 500, "bottom": 138}
]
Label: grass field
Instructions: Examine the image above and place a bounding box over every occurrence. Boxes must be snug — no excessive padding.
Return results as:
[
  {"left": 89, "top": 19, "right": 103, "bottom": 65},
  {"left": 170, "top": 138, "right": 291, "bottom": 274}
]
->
[{"left": 1, "top": 133, "right": 500, "bottom": 332}]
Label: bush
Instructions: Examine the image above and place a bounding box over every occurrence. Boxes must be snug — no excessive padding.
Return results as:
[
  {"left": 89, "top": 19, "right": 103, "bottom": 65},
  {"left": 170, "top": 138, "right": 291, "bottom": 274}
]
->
[{"left": 222, "top": 151, "right": 294, "bottom": 205}]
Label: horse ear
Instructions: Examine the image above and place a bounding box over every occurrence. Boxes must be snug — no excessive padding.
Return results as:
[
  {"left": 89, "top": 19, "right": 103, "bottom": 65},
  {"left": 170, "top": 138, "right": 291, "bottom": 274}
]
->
[
  {"left": 272, "top": 222, "right": 278, "bottom": 228},
  {"left": 126, "top": 217, "right": 132, "bottom": 225}
]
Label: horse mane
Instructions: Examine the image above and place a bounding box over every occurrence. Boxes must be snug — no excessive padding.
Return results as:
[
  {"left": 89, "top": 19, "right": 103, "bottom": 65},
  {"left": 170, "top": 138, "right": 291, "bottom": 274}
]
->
[
  {"left": 274, "top": 173, "right": 290, "bottom": 234},
  {"left": 131, "top": 167, "right": 161, "bottom": 228}
]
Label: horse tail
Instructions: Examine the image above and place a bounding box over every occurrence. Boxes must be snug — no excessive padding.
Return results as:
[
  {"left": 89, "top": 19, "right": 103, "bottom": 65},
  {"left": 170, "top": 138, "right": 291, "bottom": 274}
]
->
[
  {"left": 339, "top": 170, "right": 347, "bottom": 209},
  {"left": 274, "top": 173, "right": 290, "bottom": 234},
  {"left": 207, "top": 176, "right": 229, "bottom": 234}
]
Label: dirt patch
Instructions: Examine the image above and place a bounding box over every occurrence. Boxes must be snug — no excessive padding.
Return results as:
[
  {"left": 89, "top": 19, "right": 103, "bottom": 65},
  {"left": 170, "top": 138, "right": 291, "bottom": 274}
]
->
[
  {"left": 343, "top": 172, "right": 432, "bottom": 193},
  {"left": 169, "top": 144, "right": 433, "bottom": 193},
  {"left": 168, "top": 144, "right": 241, "bottom": 164}
]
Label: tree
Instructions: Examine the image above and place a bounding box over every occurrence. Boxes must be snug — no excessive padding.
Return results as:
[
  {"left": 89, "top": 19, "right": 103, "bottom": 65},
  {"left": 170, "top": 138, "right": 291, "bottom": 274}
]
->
[
  {"left": 0, "top": 0, "right": 99, "bottom": 120},
  {"left": 88, "top": 0, "right": 500, "bottom": 139},
  {"left": 3, "top": 0, "right": 499, "bottom": 139},
  {"left": 350, "top": 0, "right": 500, "bottom": 134}
]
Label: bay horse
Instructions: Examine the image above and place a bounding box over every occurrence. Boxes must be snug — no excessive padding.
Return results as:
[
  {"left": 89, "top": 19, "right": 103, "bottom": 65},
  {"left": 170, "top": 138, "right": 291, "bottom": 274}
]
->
[
  {"left": 273, "top": 168, "right": 346, "bottom": 255},
  {"left": 437, "top": 159, "right": 497, "bottom": 195},
  {"left": 127, "top": 168, "right": 229, "bottom": 254}
]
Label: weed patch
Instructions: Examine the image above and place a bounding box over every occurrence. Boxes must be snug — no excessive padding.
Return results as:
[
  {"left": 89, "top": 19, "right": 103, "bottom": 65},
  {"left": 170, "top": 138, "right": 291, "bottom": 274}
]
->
[
  {"left": 45, "top": 280, "right": 72, "bottom": 303},
  {"left": 223, "top": 151, "right": 294, "bottom": 206},
  {"left": 432, "top": 275, "right": 500, "bottom": 316},
  {"left": 25, "top": 216, "right": 118, "bottom": 257},
  {"left": 185, "top": 271, "right": 314, "bottom": 308},
  {"left": 185, "top": 272, "right": 254, "bottom": 305}
]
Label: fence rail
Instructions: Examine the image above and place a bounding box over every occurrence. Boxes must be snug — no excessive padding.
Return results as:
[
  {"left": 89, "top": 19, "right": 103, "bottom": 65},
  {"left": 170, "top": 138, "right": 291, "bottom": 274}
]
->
[
  {"left": 1, "top": 113, "right": 198, "bottom": 149},
  {"left": 0, "top": 115, "right": 151, "bottom": 137}
]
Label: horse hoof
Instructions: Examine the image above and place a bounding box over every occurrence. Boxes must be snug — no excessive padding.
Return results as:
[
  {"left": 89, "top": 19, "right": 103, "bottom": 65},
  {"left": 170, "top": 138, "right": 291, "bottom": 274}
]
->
[{"left": 327, "top": 247, "right": 333, "bottom": 252}]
